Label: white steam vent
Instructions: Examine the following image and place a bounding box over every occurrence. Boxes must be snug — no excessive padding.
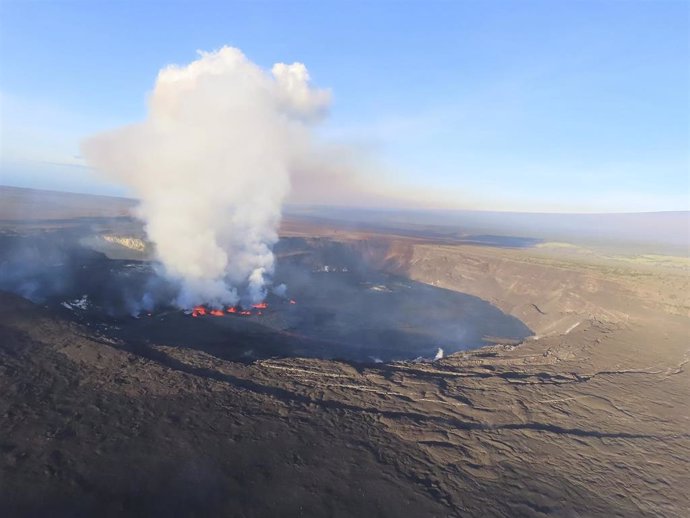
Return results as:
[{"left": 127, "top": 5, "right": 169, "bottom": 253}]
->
[{"left": 82, "top": 47, "right": 330, "bottom": 308}]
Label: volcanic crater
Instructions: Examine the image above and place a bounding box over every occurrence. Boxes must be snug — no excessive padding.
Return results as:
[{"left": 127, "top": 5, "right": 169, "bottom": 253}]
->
[
  {"left": 1, "top": 229, "right": 531, "bottom": 364},
  {"left": 1, "top": 194, "right": 689, "bottom": 517}
]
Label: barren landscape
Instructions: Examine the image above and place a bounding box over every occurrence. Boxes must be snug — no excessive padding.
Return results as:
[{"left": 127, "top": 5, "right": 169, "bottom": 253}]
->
[
  {"left": 2, "top": 1, "right": 688, "bottom": 515},
  {"left": 0, "top": 188, "right": 688, "bottom": 517}
]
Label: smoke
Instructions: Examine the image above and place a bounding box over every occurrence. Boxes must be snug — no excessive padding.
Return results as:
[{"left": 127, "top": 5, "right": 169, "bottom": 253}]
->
[{"left": 82, "top": 47, "right": 330, "bottom": 307}]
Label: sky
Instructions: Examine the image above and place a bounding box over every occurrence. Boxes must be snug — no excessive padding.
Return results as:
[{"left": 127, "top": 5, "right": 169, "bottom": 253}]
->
[{"left": 0, "top": 0, "right": 688, "bottom": 212}]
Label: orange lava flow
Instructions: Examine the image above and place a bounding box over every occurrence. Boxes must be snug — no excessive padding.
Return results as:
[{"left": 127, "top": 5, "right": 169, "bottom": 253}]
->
[
  {"left": 191, "top": 306, "right": 207, "bottom": 317},
  {"left": 190, "top": 303, "right": 268, "bottom": 318}
]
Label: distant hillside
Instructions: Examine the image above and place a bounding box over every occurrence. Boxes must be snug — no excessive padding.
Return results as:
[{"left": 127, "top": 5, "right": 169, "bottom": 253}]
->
[
  {"left": 2, "top": 186, "right": 687, "bottom": 253},
  {"left": 286, "top": 206, "right": 690, "bottom": 253},
  {"left": 0, "top": 186, "right": 136, "bottom": 221}
]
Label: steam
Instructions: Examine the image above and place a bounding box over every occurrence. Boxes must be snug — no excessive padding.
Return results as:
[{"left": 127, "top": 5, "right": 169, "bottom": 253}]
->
[{"left": 82, "top": 47, "right": 330, "bottom": 307}]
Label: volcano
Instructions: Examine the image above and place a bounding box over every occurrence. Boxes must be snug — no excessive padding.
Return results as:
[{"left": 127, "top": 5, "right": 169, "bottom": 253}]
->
[{"left": 1, "top": 189, "right": 688, "bottom": 518}]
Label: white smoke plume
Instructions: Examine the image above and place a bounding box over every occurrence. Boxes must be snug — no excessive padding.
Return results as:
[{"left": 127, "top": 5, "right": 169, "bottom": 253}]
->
[{"left": 82, "top": 47, "right": 330, "bottom": 307}]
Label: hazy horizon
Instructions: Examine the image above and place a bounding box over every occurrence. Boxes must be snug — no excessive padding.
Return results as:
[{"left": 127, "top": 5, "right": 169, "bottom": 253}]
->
[
  {"left": 2, "top": 183, "right": 689, "bottom": 217},
  {"left": 2, "top": 185, "right": 687, "bottom": 253}
]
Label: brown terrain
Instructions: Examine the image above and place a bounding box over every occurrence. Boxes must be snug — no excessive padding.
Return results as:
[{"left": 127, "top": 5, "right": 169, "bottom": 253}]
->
[{"left": 1, "top": 187, "right": 688, "bottom": 517}]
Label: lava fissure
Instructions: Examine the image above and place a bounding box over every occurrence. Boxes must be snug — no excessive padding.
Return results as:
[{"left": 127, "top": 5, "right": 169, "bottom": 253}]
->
[{"left": 189, "top": 299, "right": 293, "bottom": 318}]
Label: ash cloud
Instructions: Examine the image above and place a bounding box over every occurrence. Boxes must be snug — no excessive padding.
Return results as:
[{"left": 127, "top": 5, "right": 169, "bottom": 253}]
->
[{"left": 82, "top": 47, "right": 330, "bottom": 308}]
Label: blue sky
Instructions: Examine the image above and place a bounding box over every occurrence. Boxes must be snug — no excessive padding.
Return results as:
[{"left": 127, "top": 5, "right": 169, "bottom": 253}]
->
[{"left": 1, "top": 0, "right": 688, "bottom": 212}]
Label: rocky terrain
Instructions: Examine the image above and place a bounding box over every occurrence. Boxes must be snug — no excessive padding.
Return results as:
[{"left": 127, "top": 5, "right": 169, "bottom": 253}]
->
[{"left": 0, "top": 188, "right": 688, "bottom": 516}]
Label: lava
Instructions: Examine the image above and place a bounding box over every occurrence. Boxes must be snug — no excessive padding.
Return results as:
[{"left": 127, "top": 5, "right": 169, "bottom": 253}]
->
[
  {"left": 188, "top": 298, "right": 295, "bottom": 318},
  {"left": 191, "top": 305, "right": 207, "bottom": 317}
]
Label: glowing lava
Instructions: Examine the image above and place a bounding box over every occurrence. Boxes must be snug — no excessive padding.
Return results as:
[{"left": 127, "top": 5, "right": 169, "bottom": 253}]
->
[
  {"left": 191, "top": 306, "right": 207, "bottom": 317},
  {"left": 189, "top": 299, "right": 294, "bottom": 318}
]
